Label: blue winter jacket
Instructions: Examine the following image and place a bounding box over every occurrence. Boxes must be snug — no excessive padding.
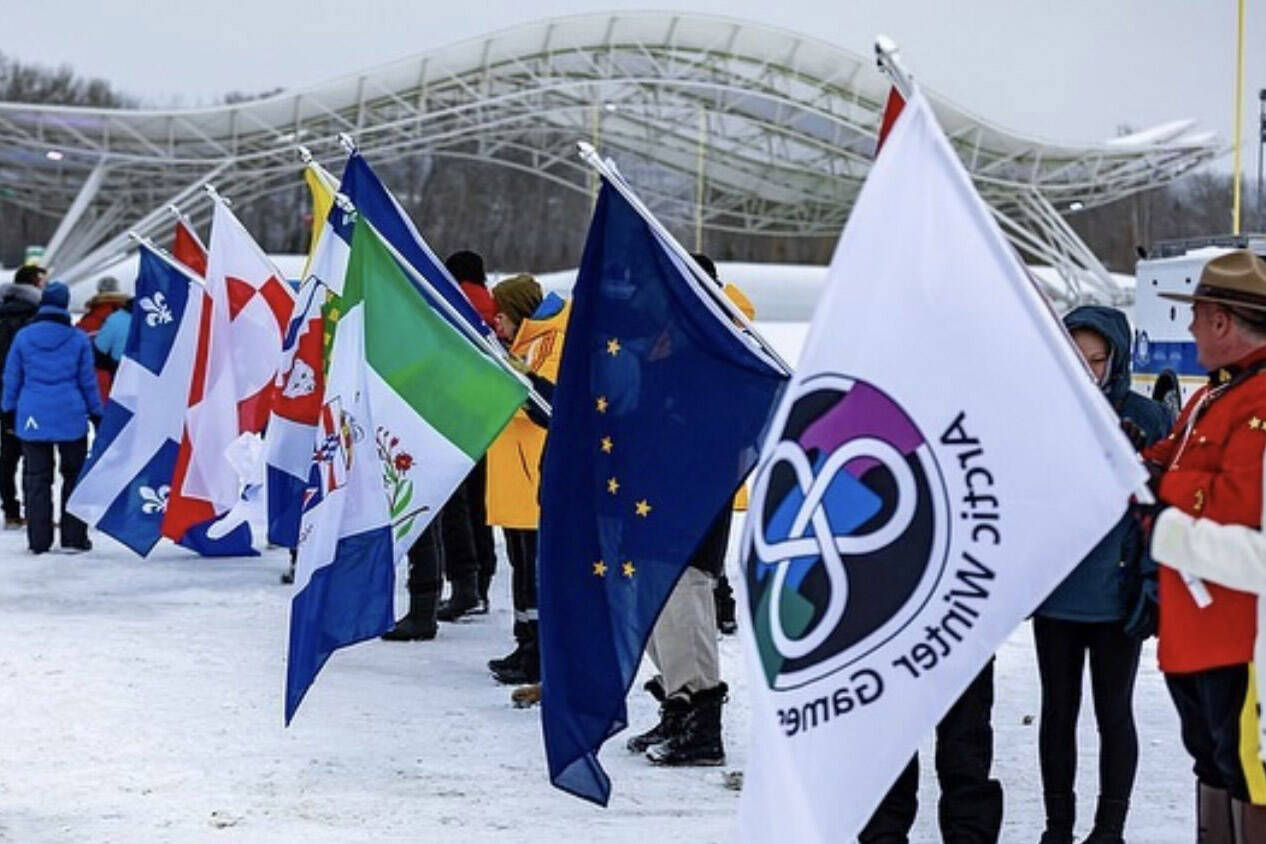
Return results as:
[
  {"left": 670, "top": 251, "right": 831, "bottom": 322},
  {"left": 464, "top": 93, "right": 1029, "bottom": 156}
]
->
[
  {"left": 2, "top": 284, "right": 104, "bottom": 442},
  {"left": 94, "top": 308, "right": 131, "bottom": 362},
  {"left": 1037, "top": 305, "right": 1172, "bottom": 622}
]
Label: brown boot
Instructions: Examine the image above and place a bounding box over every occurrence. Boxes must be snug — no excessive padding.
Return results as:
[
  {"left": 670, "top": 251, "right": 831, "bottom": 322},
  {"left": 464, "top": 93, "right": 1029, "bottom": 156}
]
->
[
  {"left": 1232, "top": 799, "right": 1266, "bottom": 843},
  {"left": 1201, "top": 783, "right": 1234, "bottom": 844}
]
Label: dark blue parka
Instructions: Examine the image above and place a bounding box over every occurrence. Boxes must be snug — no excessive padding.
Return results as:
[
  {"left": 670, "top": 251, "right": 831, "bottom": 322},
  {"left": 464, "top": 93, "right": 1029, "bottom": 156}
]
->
[
  {"left": 1037, "top": 305, "right": 1172, "bottom": 622},
  {"left": 1, "top": 282, "right": 104, "bottom": 443}
]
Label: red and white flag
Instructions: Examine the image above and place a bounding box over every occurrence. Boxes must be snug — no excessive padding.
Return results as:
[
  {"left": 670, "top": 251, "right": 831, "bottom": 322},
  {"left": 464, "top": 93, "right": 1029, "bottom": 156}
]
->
[{"left": 166, "top": 200, "right": 293, "bottom": 538}]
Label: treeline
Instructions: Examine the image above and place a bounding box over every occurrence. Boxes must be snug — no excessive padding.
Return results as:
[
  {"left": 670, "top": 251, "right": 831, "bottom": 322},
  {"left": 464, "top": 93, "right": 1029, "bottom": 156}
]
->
[{"left": 0, "top": 51, "right": 1256, "bottom": 278}]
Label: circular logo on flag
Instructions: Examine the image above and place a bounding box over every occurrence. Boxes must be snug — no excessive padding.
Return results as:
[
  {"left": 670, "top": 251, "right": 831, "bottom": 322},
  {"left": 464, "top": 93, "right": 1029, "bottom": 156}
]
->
[{"left": 746, "top": 374, "right": 950, "bottom": 690}]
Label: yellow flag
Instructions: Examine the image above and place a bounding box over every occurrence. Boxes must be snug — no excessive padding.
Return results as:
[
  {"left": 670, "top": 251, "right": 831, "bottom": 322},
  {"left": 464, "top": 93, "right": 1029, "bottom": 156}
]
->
[{"left": 301, "top": 164, "right": 335, "bottom": 277}]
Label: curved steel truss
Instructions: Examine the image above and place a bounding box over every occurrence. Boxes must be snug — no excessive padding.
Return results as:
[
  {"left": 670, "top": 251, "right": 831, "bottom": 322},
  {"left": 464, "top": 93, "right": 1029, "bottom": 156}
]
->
[{"left": 0, "top": 12, "right": 1219, "bottom": 303}]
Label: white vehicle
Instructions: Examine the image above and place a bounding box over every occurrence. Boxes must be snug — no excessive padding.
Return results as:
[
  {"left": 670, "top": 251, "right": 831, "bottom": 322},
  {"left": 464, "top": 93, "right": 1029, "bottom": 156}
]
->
[{"left": 1131, "top": 235, "right": 1266, "bottom": 416}]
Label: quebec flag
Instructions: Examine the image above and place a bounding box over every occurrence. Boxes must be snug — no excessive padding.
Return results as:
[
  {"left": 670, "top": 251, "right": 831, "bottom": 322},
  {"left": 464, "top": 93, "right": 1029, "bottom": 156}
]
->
[{"left": 68, "top": 245, "right": 202, "bottom": 555}]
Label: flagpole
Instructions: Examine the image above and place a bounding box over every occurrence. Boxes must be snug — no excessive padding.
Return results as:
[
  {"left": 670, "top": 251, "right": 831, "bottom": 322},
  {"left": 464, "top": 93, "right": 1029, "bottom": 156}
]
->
[
  {"left": 302, "top": 152, "right": 552, "bottom": 418},
  {"left": 126, "top": 231, "right": 209, "bottom": 288},
  {"left": 575, "top": 143, "right": 794, "bottom": 377},
  {"left": 874, "top": 36, "right": 915, "bottom": 100}
]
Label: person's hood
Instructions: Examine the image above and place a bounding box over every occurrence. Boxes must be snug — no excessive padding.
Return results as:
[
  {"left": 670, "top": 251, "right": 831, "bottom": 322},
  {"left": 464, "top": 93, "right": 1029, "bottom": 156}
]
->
[
  {"left": 513, "top": 293, "right": 569, "bottom": 350},
  {"left": 84, "top": 291, "right": 129, "bottom": 310},
  {"left": 1063, "top": 304, "right": 1132, "bottom": 407},
  {"left": 0, "top": 283, "right": 41, "bottom": 308}
]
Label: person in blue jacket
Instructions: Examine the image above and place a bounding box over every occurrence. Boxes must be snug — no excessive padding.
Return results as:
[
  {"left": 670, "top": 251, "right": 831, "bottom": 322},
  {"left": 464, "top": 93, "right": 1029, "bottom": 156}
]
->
[
  {"left": 1, "top": 282, "right": 104, "bottom": 554},
  {"left": 1033, "top": 305, "right": 1172, "bottom": 844}
]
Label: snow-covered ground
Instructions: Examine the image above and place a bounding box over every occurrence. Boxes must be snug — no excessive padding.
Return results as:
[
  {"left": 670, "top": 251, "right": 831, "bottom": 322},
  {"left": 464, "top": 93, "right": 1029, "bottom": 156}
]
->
[
  {"left": 0, "top": 523, "right": 1193, "bottom": 844},
  {"left": 0, "top": 320, "right": 1194, "bottom": 842}
]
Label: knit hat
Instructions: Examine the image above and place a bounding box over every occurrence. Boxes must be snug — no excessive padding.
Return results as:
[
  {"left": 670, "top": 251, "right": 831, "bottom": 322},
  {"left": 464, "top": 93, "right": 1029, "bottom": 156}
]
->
[
  {"left": 40, "top": 281, "right": 69, "bottom": 311},
  {"left": 492, "top": 274, "right": 543, "bottom": 325},
  {"left": 445, "top": 250, "right": 486, "bottom": 286},
  {"left": 97, "top": 276, "right": 120, "bottom": 293}
]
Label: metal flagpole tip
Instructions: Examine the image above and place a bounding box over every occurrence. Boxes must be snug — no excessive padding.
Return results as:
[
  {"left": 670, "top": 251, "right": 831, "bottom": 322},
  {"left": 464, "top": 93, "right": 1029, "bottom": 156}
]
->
[
  {"left": 874, "top": 35, "right": 898, "bottom": 59},
  {"left": 337, "top": 133, "right": 356, "bottom": 154},
  {"left": 297, "top": 145, "right": 314, "bottom": 164}
]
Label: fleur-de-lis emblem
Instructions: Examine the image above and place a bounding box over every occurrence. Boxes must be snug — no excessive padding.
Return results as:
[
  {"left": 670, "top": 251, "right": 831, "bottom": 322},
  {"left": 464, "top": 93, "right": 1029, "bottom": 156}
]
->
[
  {"left": 139, "top": 484, "right": 170, "bottom": 514},
  {"left": 139, "top": 291, "right": 174, "bottom": 327}
]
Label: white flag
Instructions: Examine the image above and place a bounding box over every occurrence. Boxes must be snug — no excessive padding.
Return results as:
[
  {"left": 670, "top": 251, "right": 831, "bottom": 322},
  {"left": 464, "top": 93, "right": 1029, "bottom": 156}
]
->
[{"left": 735, "top": 92, "right": 1146, "bottom": 842}]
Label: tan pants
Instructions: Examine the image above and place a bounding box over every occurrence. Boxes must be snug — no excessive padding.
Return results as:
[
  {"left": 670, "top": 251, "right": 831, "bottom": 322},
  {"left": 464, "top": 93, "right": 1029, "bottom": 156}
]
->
[{"left": 646, "top": 567, "right": 720, "bottom": 698}]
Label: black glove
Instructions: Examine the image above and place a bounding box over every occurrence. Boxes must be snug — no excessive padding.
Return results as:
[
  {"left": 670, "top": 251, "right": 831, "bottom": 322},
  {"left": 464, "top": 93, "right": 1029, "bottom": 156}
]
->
[
  {"left": 1120, "top": 418, "right": 1148, "bottom": 452},
  {"left": 89, "top": 414, "right": 102, "bottom": 433},
  {"left": 1, "top": 411, "right": 14, "bottom": 436}
]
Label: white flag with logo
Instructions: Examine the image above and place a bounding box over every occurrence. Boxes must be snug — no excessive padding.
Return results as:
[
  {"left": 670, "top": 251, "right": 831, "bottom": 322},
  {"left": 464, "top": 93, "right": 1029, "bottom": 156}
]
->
[{"left": 735, "top": 91, "right": 1147, "bottom": 842}]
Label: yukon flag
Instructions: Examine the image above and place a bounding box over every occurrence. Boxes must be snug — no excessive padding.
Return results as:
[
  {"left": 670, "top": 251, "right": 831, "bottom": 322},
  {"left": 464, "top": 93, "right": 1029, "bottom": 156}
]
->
[
  {"left": 735, "top": 91, "right": 1146, "bottom": 841},
  {"left": 285, "top": 215, "right": 527, "bottom": 722}
]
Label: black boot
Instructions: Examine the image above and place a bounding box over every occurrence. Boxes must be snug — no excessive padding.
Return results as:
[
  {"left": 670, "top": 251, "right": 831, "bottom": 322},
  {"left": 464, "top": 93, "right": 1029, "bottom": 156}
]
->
[
  {"left": 1081, "top": 798, "right": 1127, "bottom": 844},
  {"left": 492, "top": 629, "right": 539, "bottom": 685},
  {"left": 647, "top": 682, "right": 727, "bottom": 766},
  {"left": 436, "top": 584, "right": 482, "bottom": 622},
  {"left": 1199, "top": 783, "right": 1233, "bottom": 844},
  {"left": 488, "top": 643, "right": 526, "bottom": 673},
  {"left": 627, "top": 679, "right": 691, "bottom": 752},
  {"left": 1039, "top": 792, "right": 1075, "bottom": 844},
  {"left": 381, "top": 592, "right": 438, "bottom": 641}
]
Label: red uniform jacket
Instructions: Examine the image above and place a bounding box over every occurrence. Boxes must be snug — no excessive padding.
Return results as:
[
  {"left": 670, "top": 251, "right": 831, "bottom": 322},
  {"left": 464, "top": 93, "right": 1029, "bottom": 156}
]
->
[{"left": 1144, "top": 345, "right": 1266, "bottom": 673}]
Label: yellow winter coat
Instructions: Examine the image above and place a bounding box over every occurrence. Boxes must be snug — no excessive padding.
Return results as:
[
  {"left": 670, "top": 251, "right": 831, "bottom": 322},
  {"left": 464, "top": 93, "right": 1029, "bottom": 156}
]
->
[
  {"left": 723, "top": 282, "right": 756, "bottom": 511},
  {"left": 485, "top": 295, "right": 570, "bottom": 529}
]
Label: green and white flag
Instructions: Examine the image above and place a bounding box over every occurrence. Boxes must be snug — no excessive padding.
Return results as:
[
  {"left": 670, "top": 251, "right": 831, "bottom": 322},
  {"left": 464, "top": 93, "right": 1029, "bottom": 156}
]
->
[
  {"left": 346, "top": 215, "right": 528, "bottom": 559},
  {"left": 288, "top": 214, "right": 528, "bottom": 722}
]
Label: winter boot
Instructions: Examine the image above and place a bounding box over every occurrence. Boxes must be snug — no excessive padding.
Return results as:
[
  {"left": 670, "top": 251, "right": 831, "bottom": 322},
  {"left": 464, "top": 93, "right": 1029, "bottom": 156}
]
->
[
  {"left": 647, "top": 682, "right": 727, "bottom": 766},
  {"left": 436, "top": 579, "right": 482, "bottom": 622},
  {"left": 1232, "top": 798, "right": 1266, "bottom": 844},
  {"left": 381, "top": 592, "right": 439, "bottom": 641},
  {"left": 1038, "top": 792, "right": 1075, "bottom": 844},
  {"left": 488, "top": 643, "right": 526, "bottom": 674},
  {"left": 1081, "top": 798, "right": 1127, "bottom": 844},
  {"left": 511, "top": 683, "right": 542, "bottom": 708},
  {"left": 627, "top": 679, "right": 691, "bottom": 753},
  {"left": 1200, "top": 783, "right": 1234, "bottom": 844},
  {"left": 492, "top": 623, "right": 539, "bottom": 685}
]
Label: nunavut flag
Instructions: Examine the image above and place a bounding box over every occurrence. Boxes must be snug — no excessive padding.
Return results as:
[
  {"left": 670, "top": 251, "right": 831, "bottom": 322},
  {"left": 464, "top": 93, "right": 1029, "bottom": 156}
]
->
[{"left": 734, "top": 92, "right": 1147, "bottom": 841}]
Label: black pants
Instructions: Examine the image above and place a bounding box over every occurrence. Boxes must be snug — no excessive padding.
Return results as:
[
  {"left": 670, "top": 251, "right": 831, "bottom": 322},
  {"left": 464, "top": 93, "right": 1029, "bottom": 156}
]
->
[
  {"left": 859, "top": 660, "right": 1003, "bottom": 844},
  {"left": 504, "top": 527, "right": 538, "bottom": 645},
  {"left": 1033, "top": 616, "right": 1141, "bottom": 803},
  {"left": 22, "top": 438, "right": 87, "bottom": 553},
  {"left": 689, "top": 503, "right": 732, "bottom": 577},
  {"left": 405, "top": 521, "right": 444, "bottom": 601},
  {"left": 1, "top": 425, "right": 22, "bottom": 520},
  {"left": 1167, "top": 664, "right": 1264, "bottom": 803},
  {"left": 467, "top": 457, "right": 496, "bottom": 600},
  {"left": 439, "top": 461, "right": 486, "bottom": 601}
]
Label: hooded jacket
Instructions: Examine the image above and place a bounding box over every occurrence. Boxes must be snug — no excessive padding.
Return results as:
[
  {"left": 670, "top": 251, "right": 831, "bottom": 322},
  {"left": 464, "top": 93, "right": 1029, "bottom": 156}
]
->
[
  {"left": 0, "top": 282, "right": 41, "bottom": 398},
  {"left": 1037, "top": 305, "right": 1172, "bottom": 622},
  {"left": 1, "top": 283, "right": 104, "bottom": 442},
  {"left": 485, "top": 292, "right": 569, "bottom": 529}
]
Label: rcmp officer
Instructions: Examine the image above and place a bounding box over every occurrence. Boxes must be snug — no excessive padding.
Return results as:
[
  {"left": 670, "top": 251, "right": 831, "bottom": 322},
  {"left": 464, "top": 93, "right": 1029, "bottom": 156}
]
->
[{"left": 1143, "top": 250, "right": 1266, "bottom": 843}]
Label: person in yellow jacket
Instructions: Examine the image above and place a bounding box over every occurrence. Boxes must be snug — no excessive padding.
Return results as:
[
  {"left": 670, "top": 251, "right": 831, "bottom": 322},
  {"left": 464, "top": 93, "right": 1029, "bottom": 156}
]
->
[{"left": 484, "top": 273, "right": 570, "bottom": 686}]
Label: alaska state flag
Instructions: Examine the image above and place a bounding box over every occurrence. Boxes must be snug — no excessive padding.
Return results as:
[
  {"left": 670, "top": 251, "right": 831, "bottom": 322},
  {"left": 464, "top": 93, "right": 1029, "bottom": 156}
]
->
[
  {"left": 67, "top": 245, "right": 202, "bottom": 555},
  {"left": 538, "top": 179, "right": 788, "bottom": 805}
]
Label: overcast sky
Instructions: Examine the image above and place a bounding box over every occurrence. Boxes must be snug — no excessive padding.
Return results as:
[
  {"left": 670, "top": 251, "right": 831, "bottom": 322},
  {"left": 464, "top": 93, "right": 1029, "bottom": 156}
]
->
[{"left": 5, "top": 1, "right": 1264, "bottom": 167}]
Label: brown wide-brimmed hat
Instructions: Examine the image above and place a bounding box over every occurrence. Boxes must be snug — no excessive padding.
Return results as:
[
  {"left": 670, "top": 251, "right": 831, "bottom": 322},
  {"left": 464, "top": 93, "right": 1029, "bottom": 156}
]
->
[{"left": 1160, "top": 249, "right": 1266, "bottom": 313}]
